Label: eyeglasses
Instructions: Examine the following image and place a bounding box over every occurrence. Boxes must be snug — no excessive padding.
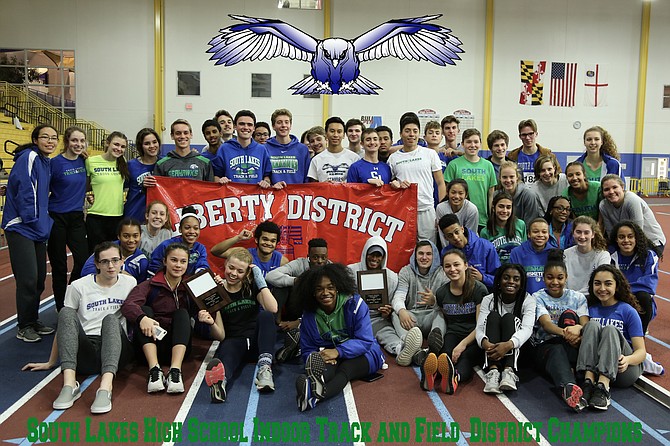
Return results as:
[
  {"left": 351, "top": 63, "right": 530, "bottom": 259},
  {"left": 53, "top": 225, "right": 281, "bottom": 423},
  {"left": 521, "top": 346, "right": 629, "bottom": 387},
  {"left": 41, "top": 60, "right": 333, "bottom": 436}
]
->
[
  {"left": 519, "top": 132, "right": 535, "bottom": 138},
  {"left": 38, "top": 135, "right": 59, "bottom": 142},
  {"left": 552, "top": 206, "right": 571, "bottom": 213},
  {"left": 254, "top": 132, "right": 269, "bottom": 138},
  {"left": 98, "top": 258, "right": 122, "bottom": 266}
]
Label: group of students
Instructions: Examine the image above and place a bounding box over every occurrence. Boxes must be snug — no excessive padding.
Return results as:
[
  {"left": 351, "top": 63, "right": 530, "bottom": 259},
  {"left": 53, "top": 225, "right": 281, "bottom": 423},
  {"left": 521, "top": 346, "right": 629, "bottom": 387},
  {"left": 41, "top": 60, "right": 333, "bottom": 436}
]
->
[{"left": 1, "top": 110, "right": 666, "bottom": 416}]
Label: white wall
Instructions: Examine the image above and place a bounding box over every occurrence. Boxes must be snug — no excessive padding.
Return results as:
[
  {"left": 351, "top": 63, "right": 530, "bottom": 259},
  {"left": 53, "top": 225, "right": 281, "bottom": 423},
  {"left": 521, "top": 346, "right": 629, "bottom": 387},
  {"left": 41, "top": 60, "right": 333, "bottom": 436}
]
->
[
  {"left": 2, "top": 0, "right": 668, "bottom": 158},
  {"left": 0, "top": 0, "right": 154, "bottom": 140}
]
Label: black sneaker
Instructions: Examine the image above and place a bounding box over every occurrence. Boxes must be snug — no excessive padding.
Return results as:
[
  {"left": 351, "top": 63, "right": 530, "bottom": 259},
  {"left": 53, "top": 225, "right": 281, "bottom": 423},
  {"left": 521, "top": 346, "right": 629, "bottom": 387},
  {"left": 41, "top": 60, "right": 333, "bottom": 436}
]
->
[
  {"left": 205, "top": 359, "right": 227, "bottom": 403},
  {"left": 276, "top": 328, "right": 301, "bottom": 363},
  {"left": 581, "top": 379, "right": 595, "bottom": 407},
  {"left": 427, "top": 328, "right": 444, "bottom": 355},
  {"left": 16, "top": 326, "right": 41, "bottom": 343},
  {"left": 562, "top": 383, "right": 585, "bottom": 412},
  {"left": 412, "top": 348, "right": 429, "bottom": 367},
  {"left": 590, "top": 382, "right": 611, "bottom": 411},
  {"left": 296, "top": 374, "right": 318, "bottom": 411},
  {"left": 305, "top": 352, "right": 327, "bottom": 400},
  {"left": 33, "top": 321, "right": 55, "bottom": 336}
]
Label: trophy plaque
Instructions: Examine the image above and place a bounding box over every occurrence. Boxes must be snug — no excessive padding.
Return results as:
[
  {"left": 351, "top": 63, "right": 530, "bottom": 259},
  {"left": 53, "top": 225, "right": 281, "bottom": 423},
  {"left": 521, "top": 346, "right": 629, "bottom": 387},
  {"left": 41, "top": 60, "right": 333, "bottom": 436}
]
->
[
  {"left": 356, "top": 270, "right": 389, "bottom": 310},
  {"left": 184, "top": 268, "right": 231, "bottom": 313}
]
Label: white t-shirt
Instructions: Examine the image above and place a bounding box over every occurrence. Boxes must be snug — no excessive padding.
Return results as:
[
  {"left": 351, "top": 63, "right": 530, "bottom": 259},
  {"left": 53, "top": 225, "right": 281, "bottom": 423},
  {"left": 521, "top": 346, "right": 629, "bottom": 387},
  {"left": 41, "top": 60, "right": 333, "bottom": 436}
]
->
[
  {"left": 387, "top": 147, "right": 442, "bottom": 211},
  {"left": 564, "top": 246, "right": 610, "bottom": 294},
  {"left": 308, "top": 149, "right": 361, "bottom": 183},
  {"left": 64, "top": 274, "right": 137, "bottom": 336}
]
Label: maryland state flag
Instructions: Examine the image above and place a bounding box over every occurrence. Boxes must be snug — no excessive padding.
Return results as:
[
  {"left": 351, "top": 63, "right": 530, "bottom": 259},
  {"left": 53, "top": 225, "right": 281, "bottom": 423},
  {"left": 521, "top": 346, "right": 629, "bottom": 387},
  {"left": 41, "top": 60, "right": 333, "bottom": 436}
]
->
[{"left": 520, "top": 60, "right": 546, "bottom": 105}]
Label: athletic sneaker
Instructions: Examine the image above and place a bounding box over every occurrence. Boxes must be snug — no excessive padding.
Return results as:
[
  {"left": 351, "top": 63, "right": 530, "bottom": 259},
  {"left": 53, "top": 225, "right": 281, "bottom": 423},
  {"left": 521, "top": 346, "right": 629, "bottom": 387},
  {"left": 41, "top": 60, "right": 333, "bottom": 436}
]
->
[
  {"left": 427, "top": 328, "right": 444, "bottom": 355},
  {"left": 397, "top": 327, "right": 423, "bottom": 366},
  {"left": 562, "top": 383, "right": 585, "bottom": 412},
  {"left": 255, "top": 365, "right": 275, "bottom": 392},
  {"left": 483, "top": 369, "right": 501, "bottom": 394},
  {"left": 412, "top": 348, "right": 429, "bottom": 367},
  {"left": 305, "top": 352, "right": 327, "bottom": 399},
  {"left": 590, "top": 382, "right": 611, "bottom": 411},
  {"left": 90, "top": 389, "right": 112, "bottom": 414},
  {"left": 147, "top": 365, "right": 166, "bottom": 393},
  {"left": 581, "top": 379, "right": 595, "bottom": 408},
  {"left": 420, "top": 352, "right": 438, "bottom": 391},
  {"left": 643, "top": 353, "right": 665, "bottom": 376},
  {"left": 499, "top": 368, "right": 518, "bottom": 391},
  {"left": 166, "top": 368, "right": 184, "bottom": 393},
  {"left": 205, "top": 358, "right": 227, "bottom": 403},
  {"left": 437, "top": 353, "right": 458, "bottom": 395},
  {"left": 296, "top": 374, "right": 318, "bottom": 412},
  {"left": 33, "top": 321, "right": 55, "bottom": 336},
  {"left": 16, "top": 326, "right": 41, "bottom": 343},
  {"left": 53, "top": 382, "right": 81, "bottom": 410},
  {"left": 276, "top": 327, "right": 301, "bottom": 363}
]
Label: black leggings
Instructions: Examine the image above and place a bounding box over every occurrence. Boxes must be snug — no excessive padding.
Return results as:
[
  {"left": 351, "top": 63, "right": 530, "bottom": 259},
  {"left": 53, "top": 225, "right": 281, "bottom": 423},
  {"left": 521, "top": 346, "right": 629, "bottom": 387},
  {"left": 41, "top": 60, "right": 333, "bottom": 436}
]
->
[
  {"left": 634, "top": 291, "right": 654, "bottom": 334},
  {"left": 86, "top": 214, "right": 122, "bottom": 254},
  {"left": 48, "top": 211, "right": 88, "bottom": 311},
  {"left": 216, "top": 310, "right": 276, "bottom": 380},
  {"left": 442, "top": 333, "right": 482, "bottom": 382},
  {"left": 134, "top": 307, "right": 192, "bottom": 364},
  {"left": 529, "top": 309, "right": 580, "bottom": 388},
  {"left": 485, "top": 312, "right": 517, "bottom": 370},
  {"left": 321, "top": 355, "right": 370, "bottom": 400}
]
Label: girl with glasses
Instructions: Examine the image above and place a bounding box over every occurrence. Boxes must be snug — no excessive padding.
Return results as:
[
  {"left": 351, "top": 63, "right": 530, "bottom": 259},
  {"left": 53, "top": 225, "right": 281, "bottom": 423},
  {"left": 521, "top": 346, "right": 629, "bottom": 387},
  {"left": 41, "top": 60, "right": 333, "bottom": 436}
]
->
[{"left": 543, "top": 196, "right": 575, "bottom": 249}]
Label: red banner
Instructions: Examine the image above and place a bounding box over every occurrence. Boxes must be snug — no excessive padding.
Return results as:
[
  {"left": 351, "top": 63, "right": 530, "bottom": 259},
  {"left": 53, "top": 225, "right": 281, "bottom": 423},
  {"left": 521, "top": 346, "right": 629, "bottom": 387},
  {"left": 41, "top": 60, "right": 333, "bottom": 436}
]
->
[{"left": 147, "top": 177, "right": 418, "bottom": 274}]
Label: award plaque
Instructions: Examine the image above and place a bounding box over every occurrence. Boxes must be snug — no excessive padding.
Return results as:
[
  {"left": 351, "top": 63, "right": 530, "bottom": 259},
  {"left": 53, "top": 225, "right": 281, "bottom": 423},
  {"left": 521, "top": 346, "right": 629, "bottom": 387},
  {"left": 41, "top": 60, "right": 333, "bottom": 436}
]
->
[
  {"left": 183, "top": 269, "right": 231, "bottom": 313},
  {"left": 356, "top": 270, "right": 389, "bottom": 310}
]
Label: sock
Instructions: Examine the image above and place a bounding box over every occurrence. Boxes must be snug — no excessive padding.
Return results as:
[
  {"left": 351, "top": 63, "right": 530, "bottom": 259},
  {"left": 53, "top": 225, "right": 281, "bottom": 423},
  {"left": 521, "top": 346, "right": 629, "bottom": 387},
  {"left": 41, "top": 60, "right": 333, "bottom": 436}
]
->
[{"left": 258, "top": 353, "right": 273, "bottom": 368}]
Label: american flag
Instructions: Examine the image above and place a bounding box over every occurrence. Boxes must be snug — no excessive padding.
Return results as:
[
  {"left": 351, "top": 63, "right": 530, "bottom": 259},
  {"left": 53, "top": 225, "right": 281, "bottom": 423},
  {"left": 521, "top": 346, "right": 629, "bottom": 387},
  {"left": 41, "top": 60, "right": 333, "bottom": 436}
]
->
[{"left": 550, "top": 62, "right": 577, "bottom": 107}]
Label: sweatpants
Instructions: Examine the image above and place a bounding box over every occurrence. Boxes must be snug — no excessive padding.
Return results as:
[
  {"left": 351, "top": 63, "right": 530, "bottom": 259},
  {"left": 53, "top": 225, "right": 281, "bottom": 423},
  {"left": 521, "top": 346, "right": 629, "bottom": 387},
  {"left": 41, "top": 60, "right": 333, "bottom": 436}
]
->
[
  {"left": 442, "top": 333, "right": 482, "bottom": 382},
  {"left": 371, "top": 314, "right": 401, "bottom": 355},
  {"left": 484, "top": 311, "right": 519, "bottom": 370},
  {"left": 215, "top": 310, "right": 276, "bottom": 380},
  {"left": 86, "top": 214, "right": 122, "bottom": 254},
  {"left": 417, "top": 208, "right": 437, "bottom": 245},
  {"left": 135, "top": 307, "right": 192, "bottom": 364},
  {"left": 529, "top": 309, "right": 580, "bottom": 388},
  {"left": 48, "top": 211, "right": 88, "bottom": 311},
  {"left": 57, "top": 307, "right": 133, "bottom": 375},
  {"left": 6, "top": 230, "right": 47, "bottom": 329},
  {"left": 392, "top": 308, "right": 446, "bottom": 352},
  {"left": 576, "top": 322, "right": 642, "bottom": 388},
  {"left": 272, "top": 287, "right": 302, "bottom": 322},
  {"left": 321, "top": 355, "right": 370, "bottom": 400}
]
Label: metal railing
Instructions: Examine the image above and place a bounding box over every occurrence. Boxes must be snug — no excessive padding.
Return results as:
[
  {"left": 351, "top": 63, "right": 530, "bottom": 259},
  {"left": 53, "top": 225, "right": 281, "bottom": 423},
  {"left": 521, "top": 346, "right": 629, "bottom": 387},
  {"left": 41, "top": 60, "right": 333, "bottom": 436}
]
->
[
  {"left": 0, "top": 81, "right": 110, "bottom": 151},
  {"left": 628, "top": 178, "right": 670, "bottom": 197}
]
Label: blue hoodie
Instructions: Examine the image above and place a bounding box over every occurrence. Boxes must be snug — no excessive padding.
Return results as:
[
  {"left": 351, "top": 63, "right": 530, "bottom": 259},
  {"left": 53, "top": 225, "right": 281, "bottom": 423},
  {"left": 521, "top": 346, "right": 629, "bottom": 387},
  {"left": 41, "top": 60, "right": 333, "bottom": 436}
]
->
[
  {"left": 264, "top": 135, "right": 310, "bottom": 184},
  {"left": 1, "top": 146, "right": 53, "bottom": 242},
  {"left": 441, "top": 227, "right": 501, "bottom": 290},
  {"left": 576, "top": 152, "right": 624, "bottom": 184},
  {"left": 509, "top": 239, "right": 557, "bottom": 294},
  {"left": 212, "top": 139, "right": 272, "bottom": 183},
  {"left": 80, "top": 240, "right": 149, "bottom": 282},
  {"left": 300, "top": 294, "right": 385, "bottom": 375},
  {"left": 610, "top": 250, "right": 658, "bottom": 296},
  {"left": 148, "top": 235, "right": 209, "bottom": 276}
]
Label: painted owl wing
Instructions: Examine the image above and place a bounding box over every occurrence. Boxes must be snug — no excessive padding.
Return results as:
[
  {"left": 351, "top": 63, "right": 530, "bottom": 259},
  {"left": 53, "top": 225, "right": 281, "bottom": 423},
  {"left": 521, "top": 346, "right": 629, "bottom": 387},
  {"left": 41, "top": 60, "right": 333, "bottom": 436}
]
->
[
  {"left": 207, "top": 15, "right": 318, "bottom": 66},
  {"left": 353, "top": 15, "right": 463, "bottom": 66}
]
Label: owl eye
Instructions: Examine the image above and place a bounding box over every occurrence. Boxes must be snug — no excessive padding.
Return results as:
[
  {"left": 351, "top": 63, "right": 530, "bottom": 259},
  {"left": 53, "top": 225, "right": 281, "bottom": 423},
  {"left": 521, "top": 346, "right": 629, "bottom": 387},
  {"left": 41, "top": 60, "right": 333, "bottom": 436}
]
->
[
  {"left": 340, "top": 51, "right": 346, "bottom": 59},
  {"left": 324, "top": 50, "right": 331, "bottom": 58}
]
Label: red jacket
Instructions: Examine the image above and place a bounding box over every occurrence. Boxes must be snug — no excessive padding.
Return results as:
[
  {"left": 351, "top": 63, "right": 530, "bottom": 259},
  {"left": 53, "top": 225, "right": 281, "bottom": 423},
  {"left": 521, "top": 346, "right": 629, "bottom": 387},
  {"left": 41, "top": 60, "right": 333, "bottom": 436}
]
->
[{"left": 122, "top": 271, "right": 191, "bottom": 329}]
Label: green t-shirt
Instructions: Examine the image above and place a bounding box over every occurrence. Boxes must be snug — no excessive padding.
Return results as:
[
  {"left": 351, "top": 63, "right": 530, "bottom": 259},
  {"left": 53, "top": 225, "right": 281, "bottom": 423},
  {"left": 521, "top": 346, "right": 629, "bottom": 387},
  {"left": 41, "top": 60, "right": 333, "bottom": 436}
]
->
[
  {"left": 444, "top": 156, "right": 497, "bottom": 226},
  {"left": 86, "top": 155, "right": 124, "bottom": 216},
  {"left": 584, "top": 163, "right": 603, "bottom": 183},
  {"left": 480, "top": 219, "right": 527, "bottom": 264},
  {"left": 562, "top": 181, "right": 601, "bottom": 221}
]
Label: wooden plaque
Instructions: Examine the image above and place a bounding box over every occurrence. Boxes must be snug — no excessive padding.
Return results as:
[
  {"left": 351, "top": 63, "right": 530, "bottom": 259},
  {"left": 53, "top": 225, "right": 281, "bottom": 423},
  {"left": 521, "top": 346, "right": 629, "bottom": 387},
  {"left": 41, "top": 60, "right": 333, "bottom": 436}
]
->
[
  {"left": 356, "top": 270, "right": 389, "bottom": 310},
  {"left": 183, "top": 268, "right": 231, "bottom": 313}
]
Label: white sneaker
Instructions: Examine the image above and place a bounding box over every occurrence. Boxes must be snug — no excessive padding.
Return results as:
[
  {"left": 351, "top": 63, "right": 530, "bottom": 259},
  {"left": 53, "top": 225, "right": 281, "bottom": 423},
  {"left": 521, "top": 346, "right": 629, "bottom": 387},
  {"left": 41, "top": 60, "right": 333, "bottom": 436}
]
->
[
  {"left": 397, "top": 327, "right": 423, "bottom": 366},
  {"left": 499, "top": 368, "right": 518, "bottom": 391},
  {"left": 483, "top": 369, "right": 501, "bottom": 394},
  {"left": 643, "top": 353, "right": 665, "bottom": 376},
  {"left": 166, "top": 368, "right": 184, "bottom": 393},
  {"left": 255, "top": 365, "right": 275, "bottom": 392},
  {"left": 147, "top": 365, "right": 166, "bottom": 393}
]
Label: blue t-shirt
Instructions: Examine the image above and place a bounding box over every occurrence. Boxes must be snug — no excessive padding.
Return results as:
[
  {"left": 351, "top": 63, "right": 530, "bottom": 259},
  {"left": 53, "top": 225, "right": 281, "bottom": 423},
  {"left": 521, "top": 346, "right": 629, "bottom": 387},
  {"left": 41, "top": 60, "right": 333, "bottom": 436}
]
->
[
  {"left": 49, "top": 154, "right": 87, "bottom": 213},
  {"left": 531, "top": 288, "right": 588, "bottom": 346},
  {"left": 124, "top": 158, "right": 156, "bottom": 222},
  {"left": 249, "top": 248, "right": 283, "bottom": 278},
  {"left": 589, "top": 301, "right": 644, "bottom": 345},
  {"left": 346, "top": 159, "right": 392, "bottom": 184},
  {"left": 516, "top": 151, "right": 540, "bottom": 184}
]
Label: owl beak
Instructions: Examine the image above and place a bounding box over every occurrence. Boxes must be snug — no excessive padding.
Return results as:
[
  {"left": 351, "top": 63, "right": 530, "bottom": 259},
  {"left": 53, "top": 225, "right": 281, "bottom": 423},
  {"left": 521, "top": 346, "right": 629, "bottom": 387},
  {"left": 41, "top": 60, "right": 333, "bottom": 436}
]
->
[{"left": 332, "top": 59, "right": 339, "bottom": 68}]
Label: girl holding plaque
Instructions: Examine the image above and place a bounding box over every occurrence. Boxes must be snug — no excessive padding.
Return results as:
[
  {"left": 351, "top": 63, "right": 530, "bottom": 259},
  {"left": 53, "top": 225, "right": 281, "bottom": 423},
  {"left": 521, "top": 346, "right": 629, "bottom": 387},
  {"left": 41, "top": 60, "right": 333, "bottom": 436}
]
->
[
  {"left": 203, "top": 248, "right": 278, "bottom": 403},
  {"left": 294, "top": 263, "right": 385, "bottom": 411}
]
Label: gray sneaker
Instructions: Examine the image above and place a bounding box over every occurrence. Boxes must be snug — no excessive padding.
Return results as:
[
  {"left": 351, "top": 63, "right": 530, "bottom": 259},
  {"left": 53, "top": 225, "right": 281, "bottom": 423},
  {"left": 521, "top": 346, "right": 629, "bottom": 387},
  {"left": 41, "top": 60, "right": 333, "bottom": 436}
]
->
[
  {"left": 33, "top": 321, "right": 55, "bottom": 336},
  {"left": 499, "top": 368, "right": 518, "bottom": 391},
  {"left": 255, "top": 365, "right": 275, "bottom": 392},
  {"left": 483, "top": 369, "right": 501, "bottom": 394},
  {"left": 397, "top": 327, "right": 423, "bottom": 366},
  {"left": 53, "top": 382, "right": 81, "bottom": 410},
  {"left": 90, "top": 389, "right": 112, "bottom": 414},
  {"left": 17, "top": 326, "right": 42, "bottom": 343}
]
